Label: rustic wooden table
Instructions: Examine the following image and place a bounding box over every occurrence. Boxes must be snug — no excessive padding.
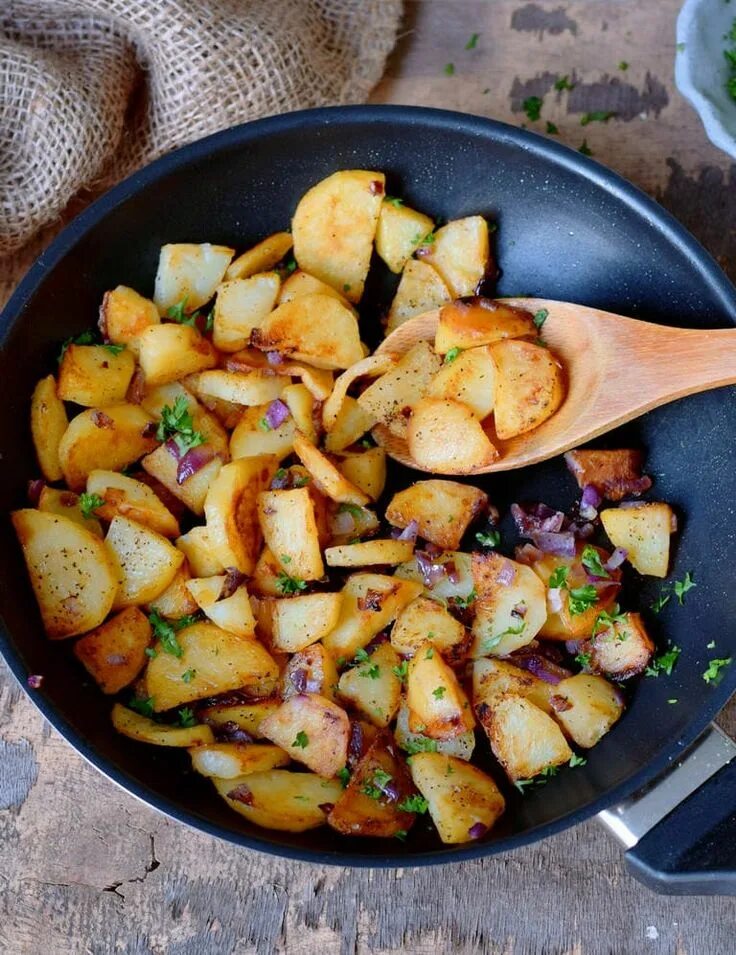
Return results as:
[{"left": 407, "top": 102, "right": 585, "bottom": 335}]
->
[{"left": 2, "top": 1, "right": 735, "bottom": 952}]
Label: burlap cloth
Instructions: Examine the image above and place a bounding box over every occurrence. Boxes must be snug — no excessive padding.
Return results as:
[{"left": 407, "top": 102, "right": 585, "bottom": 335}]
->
[{"left": 0, "top": 0, "right": 403, "bottom": 308}]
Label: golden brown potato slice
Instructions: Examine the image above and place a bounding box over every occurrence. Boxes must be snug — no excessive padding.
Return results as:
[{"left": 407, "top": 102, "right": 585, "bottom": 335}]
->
[
  {"left": 229, "top": 404, "right": 295, "bottom": 460},
  {"left": 419, "top": 216, "right": 490, "bottom": 298},
  {"left": 375, "top": 200, "right": 434, "bottom": 273},
  {"left": 490, "top": 339, "right": 565, "bottom": 440},
  {"left": 324, "top": 397, "right": 375, "bottom": 453},
  {"left": 334, "top": 448, "right": 386, "bottom": 502},
  {"left": 251, "top": 294, "right": 364, "bottom": 370},
  {"left": 87, "top": 470, "right": 180, "bottom": 537},
  {"left": 256, "top": 487, "right": 324, "bottom": 581},
  {"left": 153, "top": 242, "right": 234, "bottom": 314},
  {"left": 282, "top": 383, "right": 316, "bottom": 443},
  {"left": 394, "top": 550, "right": 474, "bottom": 603},
  {"left": 357, "top": 341, "right": 441, "bottom": 437},
  {"left": 391, "top": 596, "right": 468, "bottom": 664},
  {"left": 325, "top": 539, "right": 415, "bottom": 568},
  {"left": 198, "top": 698, "right": 281, "bottom": 738},
  {"left": 12, "top": 509, "right": 118, "bottom": 638},
  {"left": 190, "top": 742, "right": 289, "bottom": 779},
  {"left": 145, "top": 621, "right": 279, "bottom": 712},
  {"left": 322, "top": 354, "right": 397, "bottom": 431},
  {"left": 189, "top": 369, "right": 284, "bottom": 407},
  {"left": 434, "top": 298, "right": 536, "bottom": 354},
  {"left": 278, "top": 269, "right": 351, "bottom": 306},
  {"left": 251, "top": 546, "right": 285, "bottom": 597},
  {"left": 186, "top": 576, "right": 257, "bottom": 638},
  {"left": 146, "top": 561, "right": 199, "bottom": 617},
  {"left": 213, "top": 770, "right": 341, "bottom": 832},
  {"left": 38, "top": 486, "right": 103, "bottom": 537},
  {"left": 550, "top": 674, "right": 624, "bottom": 748},
  {"left": 282, "top": 644, "right": 339, "bottom": 702},
  {"left": 585, "top": 611, "right": 655, "bottom": 679},
  {"left": 406, "top": 640, "right": 475, "bottom": 740},
  {"left": 386, "top": 258, "right": 451, "bottom": 335},
  {"left": 205, "top": 457, "right": 279, "bottom": 574},
  {"left": 327, "top": 731, "right": 416, "bottom": 838},
  {"left": 59, "top": 403, "right": 157, "bottom": 491},
  {"left": 271, "top": 592, "right": 343, "bottom": 653},
  {"left": 57, "top": 345, "right": 135, "bottom": 408},
  {"left": 386, "top": 479, "right": 488, "bottom": 550},
  {"left": 30, "top": 374, "right": 68, "bottom": 482},
  {"left": 428, "top": 346, "right": 497, "bottom": 420},
  {"left": 292, "top": 170, "right": 385, "bottom": 303},
  {"left": 74, "top": 606, "right": 152, "bottom": 694},
  {"left": 142, "top": 447, "right": 223, "bottom": 517},
  {"left": 259, "top": 693, "right": 349, "bottom": 778},
  {"left": 470, "top": 553, "right": 547, "bottom": 658},
  {"left": 409, "top": 752, "right": 505, "bottom": 844},
  {"left": 137, "top": 324, "right": 217, "bottom": 387},
  {"left": 394, "top": 702, "right": 475, "bottom": 760},
  {"left": 99, "top": 285, "right": 160, "bottom": 352},
  {"left": 111, "top": 703, "right": 214, "bottom": 747},
  {"left": 472, "top": 658, "right": 555, "bottom": 715},
  {"left": 600, "top": 503, "right": 673, "bottom": 578},
  {"left": 337, "top": 642, "right": 402, "bottom": 728},
  {"left": 564, "top": 448, "right": 652, "bottom": 501},
  {"left": 322, "top": 573, "right": 423, "bottom": 660},
  {"left": 407, "top": 398, "right": 498, "bottom": 473},
  {"left": 225, "top": 348, "right": 335, "bottom": 401},
  {"left": 225, "top": 232, "right": 293, "bottom": 281},
  {"left": 175, "top": 526, "right": 225, "bottom": 577},
  {"left": 212, "top": 273, "right": 282, "bottom": 352},
  {"left": 292, "top": 432, "right": 370, "bottom": 506},
  {"left": 477, "top": 693, "right": 572, "bottom": 780},
  {"left": 105, "top": 515, "right": 185, "bottom": 609}
]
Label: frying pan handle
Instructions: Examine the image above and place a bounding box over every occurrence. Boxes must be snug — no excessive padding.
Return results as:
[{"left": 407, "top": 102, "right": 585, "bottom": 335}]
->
[{"left": 598, "top": 724, "right": 736, "bottom": 895}]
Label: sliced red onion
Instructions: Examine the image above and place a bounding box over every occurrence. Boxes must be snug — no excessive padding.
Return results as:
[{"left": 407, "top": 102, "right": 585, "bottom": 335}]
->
[
  {"left": 565, "top": 640, "right": 582, "bottom": 655},
  {"left": 290, "top": 668, "right": 308, "bottom": 694},
  {"left": 227, "top": 784, "right": 253, "bottom": 805},
  {"left": 26, "top": 674, "right": 43, "bottom": 689},
  {"left": 515, "top": 653, "right": 570, "bottom": 684},
  {"left": 348, "top": 721, "right": 369, "bottom": 767},
  {"left": 333, "top": 509, "right": 356, "bottom": 535},
  {"left": 512, "top": 502, "right": 566, "bottom": 536},
  {"left": 579, "top": 484, "right": 601, "bottom": 520},
  {"left": 497, "top": 560, "right": 516, "bottom": 586},
  {"left": 266, "top": 351, "right": 285, "bottom": 365},
  {"left": 27, "top": 479, "right": 45, "bottom": 505},
  {"left": 176, "top": 445, "right": 215, "bottom": 485},
  {"left": 468, "top": 822, "right": 488, "bottom": 840},
  {"left": 588, "top": 578, "right": 621, "bottom": 594},
  {"left": 395, "top": 520, "right": 419, "bottom": 543},
  {"left": 512, "top": 601, "right": 528, "bottom": 619},
  {"left": 604, "top": 547, "right": 628, "bottom": 571},
  {"left": 357, "top": 590, "right": 385, "bottom": 612},
  {"left": 369, "top": 179, "right": 384, "bottom": 195},
  {"left": 530, "top": 531, "right": 576, "bottom": 557},
  {"left": 221, "top": 567, "right": 246, "bottom": 599},
  {"left": 567, "top": 520, "right": 595, "bottom": 539},
  {"left": 445, "top": 560, "right": 460, "bottom": 584},
  {"left": 515, "top": 543, "right": 544, "bottom": 564},
  {"left": 547, "top": 587, "right": 563, "bottom": 613},
  {"left": 415, "top": 551, "right": 448, "bottom": 587},
  {"left": 264, "top": 398, "right": 290, "bottom": 430},
  {"left": 381, "top": 780, "right": 400, "bottom": 802}
]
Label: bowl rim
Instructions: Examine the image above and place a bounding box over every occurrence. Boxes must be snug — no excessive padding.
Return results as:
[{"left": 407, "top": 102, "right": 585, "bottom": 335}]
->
[{"left": 2, "top": 104, "right": 736, "bottom": 866}]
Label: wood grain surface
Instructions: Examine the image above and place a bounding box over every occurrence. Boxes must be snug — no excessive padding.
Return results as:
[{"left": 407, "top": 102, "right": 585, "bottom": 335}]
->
[{"left": 2, "top": 2, "right": 735, "bottom": 953}]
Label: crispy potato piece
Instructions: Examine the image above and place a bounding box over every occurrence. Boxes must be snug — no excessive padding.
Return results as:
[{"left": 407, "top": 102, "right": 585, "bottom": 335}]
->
[
  {"left": 358, "top": 342, "right": 441, "bottom": 436},
  {"left": 395, "top": 550, "right": 475, "bottom": 603},
  {"left": 324, "top": 397, "right": 375, "bottom": 453},
  {"left": 259, "top": 693, "right": 349, "bottom": 778},
  {"left": 74, "top": 606, "right": 152, "bottom": 694},
  {"left": 59, "top": 403, "right": 157, "bottom": 490},
  {"left": 394, "top": 702, "right": 475, "bottom": 760},
  {"left": 585, "top": 611, "right": 655, "bottom": 679},
  {"left": 490, "top": 339, "right": 565, "bottom": 440},
  {"left": 386, "top": 479, "right": 488, "bottom": 551},
  {"left": 410, "top": 753, "right": 505, "bottom": 844},
  {"left": 199, "top": 698, "right": 281, "bottom": 738},
  {"left": 257, "top": 487, "right": 324, "bottom": 580},
  {"left": 551, "top": 674, "right": 624, "bottom": 748},
  {"left": 327, "top": 732, "right": 415, "bottom": 837},
  {"left": 334, "top": 448, "right": 386, "bottom": 502},
  {"left": 282, "top": 644, "right": 339, "bottom": 703},
  {"left": 12, "top": 509, "right": 117, "bottom": 638},
  {"left": 205, "top": 457, "right": 279, "bottom": 574},
  {"left": 419, "top": 216, "right": 490, "bottom": 298},
  {"left": 190, "top": 369, "right": 284, "bottom": 407},
  {"left": 375, "top": 200, "right": 434, "bottom": 273},
  {"left": 175, "top": 526, "right": 225, "bottom": 577},
  {"left": 212, "top": 273, "right": 282, "bottom": 352},
  {"left": 271, "top": 592, "right": 343, "bottom": 653},
  {"left": 141, "top": 382, "right": 229, "bottom": 457},
  {"left": 564, "top": 448, "right": 652, "bottom": 501},
  {"left": 391, "top": 597, "right": 468, "bottom": 663},
  {"left": 282, "top": 383, "right": 316, "bottom": 443},
  {"left": 137, "top": 324, "right": 217, "bottom": 387},
  {"left": 230, "top": 404, "right": 295, "bottom": 460},
  {"left": 251, "top": 294, "right": 364, "bottom": 370},
  {"left": 225, "top": 348, "right": 335, "bottom": 401},
  {"left": 153, "top": 242, "right": 234, "bottom": 314},
  {"left": 322, "top": 573, "right": 423, "bottom": 660},
  {"left": 186, "top": 576, "right": 257, "bottom": 638},
  {"left": 428, "top": 346, "right": 497, "bottom": 420},
  {"left": 145, "top": 621, "right": 279, "bottom": 711},
  {"left": 434, "top": 298, "right": 536, "bottom": 354},
  {"left": 251, "top": 547, "right": 285, "bottom": 597},
  {"left": 190, "top": 742, "right": 289, "bottom": 779},
  {"left": 407, "top": 640, "right": 475, "bottom": 740},
  {"left": 478, "top": 693, "right": 572, "bottom": 780},
  {"left": 337, "top": 643, "right": 402, "bottom": 728},
  {"left": 57, "top": 345, "right": 135, "bottom": 408},
  {"left": 470, "top": 553, "right": 546, "bottom": 657},
  {"left": 146, "top": 561, "right": 199, "bottom": 617},
  {"left": 214, "top": 770, "right": 341, "bottom": 831},
  {"left": 322, "top": 354, "right": 396, "bottom": 433},
  {"left": 472, "top": 658, "right": 555, "bottom": 715},
  {"left": 87, "top": 470, "right": 180, "bottom": 537},
  {"left": 142, "top": 447, "right": 223, "bottom": 517},
  {"left": 30, "top": 374, "right": 68, "bottom": 482},
  {"left": 225, "top": 232, "right": 293, "bottom": 281},
  {"left": 292, "top": 170, "right": 385, "bottom": 303},
  {"left": 600, "top": 503, "right": 673, "bottom": 578},
  {"left": 111, "top": 703, "right": 214, "bottom": 747},
  {"left": 292, "top": 432, "right": 369, "bottom": 506},
  {"left": 99, "top": 285, "right": 160, "bottom": 352},
  {"left": 386, "top": 258, "right": 451, "bottom": 334},
  {"left": 278, "top": 269, "right": 350, "bottom": 305},
  {"left": 38, "top": 486, "right": 103, "bottom": 537},
  {"left": 407, "top": 398, "right": 498, "bottom": 473},
  {"left": 105, "top": 515, "right": 185, "bottom": 608},
  {"left": 325, "top": 539, "right": 414, "bottom": 568}
]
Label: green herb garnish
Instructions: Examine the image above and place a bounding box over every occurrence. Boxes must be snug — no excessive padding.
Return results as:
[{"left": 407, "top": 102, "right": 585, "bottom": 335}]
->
[
  {"left": 361, "top": 768, "right": 393, "bottom": 800},
  {"left": 432, "top": 686, "right": 446, "bottom": 700},
  {"left": 182, "top": 669, "right": 197, "bottom": 684},
  {"left": 567, "top": 584, "right": 598, "bottom": 616},
  {"left": 337, "top": 767, "right": 351, "bottom": 787},
  {"left": 443, "top": 63, "right": 455, "bottom": 76},
  {"left": 575, "top": 652, "right": 592, "bottom": 669},
  {"left": 554, "top": 75, "right": 575, "bottom": 91},
  {"left": 578, "top": 140, "right": 593, "bottom": 157},
  {"left": 465, "top": 33, "right": 480, "bottom": 50},
  {"left": 392, "top": 660, "right": 409, "bottom": 682},
  {"left": 293, "top": 731, "right": 309, "bottom": 749},
  {"left": 177, "top": 707, "right": 196, "bottom": 728},
  {"left": 156, "top": 395, "right": 206, "bottom": 455},
  {"left": 275, "top": 572, "right": 307, "bottom": 595},
  {"left": 148, "top": 611, "right": 198, "bottom": 658},
  {"left": 57, "top": 328, "right": 96, "bottom": 363},
  {"left": 452, "top": 588, "right": 477, "bottom": 609},
  {"left": 581, "top": 545, "right": 610, "bottom": 579},
  {"left": 548, "top": 565, "right": 569, "bottom": 589},
  {"left": 401, "top": 736, "right": 438, "bottom": 755},
  {"left": 618, "top": 61, "right": 629, "bottom": 71},
  {"left": 673, "top": 571, "right": 696, "bottom": 605},
  {"left": 398, "top": 794, "right": 429, "bottom": 813},
  {"left": 475, "top": 529, "right": 501, "bottom": 548},
  {"left": 645, "top": 645, "right": 681, "bottom": 678},
  {"left": 128, "top": 695, "right": 155, "bottom": 718},
  {"left": 79, "top": 492, "right": 104, "bottom": 520},
  {"left": 360, "top": 663, "right": 380, "bottom": 680},
  {"left": 569, "top": 754, "right": 587, "bottom": 768},
  {"left": 703, "top": 657, "right": 731, "bottom": 684},
  {"left": 580, "top": 111, "right": 616, "bottom": 126},
  {"left": 444, "top": 346, "right": 462, "bottom": 364},
  {"left": 546, "top": 121, "right": 559, "bottom": 135}
]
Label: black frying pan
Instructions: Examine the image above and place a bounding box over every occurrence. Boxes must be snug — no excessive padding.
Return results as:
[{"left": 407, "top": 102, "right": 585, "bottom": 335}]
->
[{"left": 1, "top": 107, "right": 734, "bottom": 893}]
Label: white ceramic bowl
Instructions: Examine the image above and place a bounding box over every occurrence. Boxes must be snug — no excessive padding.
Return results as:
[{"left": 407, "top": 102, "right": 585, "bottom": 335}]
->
[{"left": 676, "top": 0, "right": 736, "bottom": 159}]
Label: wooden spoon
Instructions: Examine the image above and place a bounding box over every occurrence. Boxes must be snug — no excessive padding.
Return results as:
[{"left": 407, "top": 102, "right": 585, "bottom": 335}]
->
[{"left": 373, "top": 298, "right": 736, "bottom": 474}]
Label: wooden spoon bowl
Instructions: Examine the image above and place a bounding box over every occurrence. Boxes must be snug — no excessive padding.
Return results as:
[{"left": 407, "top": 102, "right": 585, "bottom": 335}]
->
[{"left": 373, "top": 298, "right": 736, "bottom": 474}]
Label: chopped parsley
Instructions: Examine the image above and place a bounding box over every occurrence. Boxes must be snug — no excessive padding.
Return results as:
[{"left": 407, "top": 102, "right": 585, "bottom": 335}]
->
[
  {"left": 703, "top": 657, "right": 731, "bottom": 684},
  {"left": 401, "top": 736, "right": 438, "bottom": 755},
  {"left": 425, "top": 647, "right": 435, "bottom": 660},
  {"left": 554, "top": 75, "right": 575, "bottom": 91},
  {"left": 394, "top": 830, "right": 408, "bottom": 842},
  {"left": 258, "top": 417, "right": 271, "bottom": 432},
  {"left": 166, "top": 297, "right": 198, "bottom": 325},
  {"left": 354, "top": 648, "right": 370, "bottom": 664},
  {"left": 443, "top": 62, "right": 455, "bottom": 76},
  {"left": 148, "top": 611, "right": 199, "bottom": 657},
  {"left": 57, "top": 328, "right": 96, "bottom": 363},
  {"left": 578, "top": 140, "right": 593, "bottom": 157},
  {"left": 144, "top": 647, "right": 158, "bottom": 659},
  {"left": 292, "top": 730, "right": 309, "bottom": 749},
  {"left": 533, "top": 308, "right": 549, "bottom": 330},
  {"left": 128, "top": 695, "right": 155, "bottom": 718},
  {"left": 618, "top": 61, "right": 629, "bottom": 71},
  {"left": 156, "top": 395, "right": 205, "bottom": 454},
  {"left": 725, "top": 18, "right": 736, "bottom": 102},
  {"left": 581, "top": 545, "right": 609, "bottom": 579},
  {"left": 275, "top": 571, "right": 307, "bottom": 595},
  {"left": 514, "top": 765, "right": 559, "bottom": 793},
  {"left": 392, "top": 660, "right": 409, "bottom": 682},
  {"left": 338, "top": 502, "right": 365, "bottom": 519},
  {"left": 707, "top": 640, "right": 716, "bottom": 650},
  {"left": 667, "top": 699, "right": 678, "bottom": 705},
  {"left": 580, "top": 111, "right": 616, "bottom": 126},
  {"left": 398, "top": 794, "right": 429, "bottom": 813},
  {"left": 444, "top": 346, "right": 462, "bottom": 364},
  {"left": 432, "top": 686, "right": 446, "bottom": 700},
  {"left": 650, "top": 590, "right": 672, "bottom": 614},
  {"left": 283, "top": 256, "right": 297, "bottom": 275},
  {"left": 673, "top": 571, "right": 696, "bottom": 605},
  {"left": 483, "top": 621, "right": 525, "bottom": 654},
  {"left": 204, "top": 309, "right": 214, "bottom": 333},
  {"left": 452, "top": 588, "right": 477, "bottom": 609},
  {"left": 177, "top": 707, "right": 196, "bottom": 728},
  {"left": 548, "top": 565, "right": 569, "bottom": 589},
  {"left": 78, "top": 491, "right": 104, "bottom": 520},
  {"left": 522, "top": 95, "right": 543, "bottom": 121},
  {"left": 575, "top": 651, "right": 592, "bottom": 669},
  {"left": 592, "top": 604, "right": 626, "bottom": 635},
  {"left": 337, "top": 767, "right": 351, "bottom": 788},
  {"left": 360, "top": 663, "right": 381, "bottom": 680},
  {"left": 567, "top": 584, "right": 598, "bottom": 616},
  {"left": 645, "top": 645, "right": 681, "bottom": 678},
  {"left": 385, "top": 196, "right": 404, "bottom": 208},
  {"left": 181, "top": 668, "right": 197, "bottom": 684},
  {"left": 545, "top": 121, "right": 559, "bottom": 135},
  {"left": 569, "top": 754, "right": 587, "bottom": 768},
  {"left": 361, "top": 768, "right": 393, "bottom": 800},
  {"left": 475, "top": 529, "right": 501, "bottom": 548},
  {"left": 465, "top": 32, "right": 480, "bottom": 50}
]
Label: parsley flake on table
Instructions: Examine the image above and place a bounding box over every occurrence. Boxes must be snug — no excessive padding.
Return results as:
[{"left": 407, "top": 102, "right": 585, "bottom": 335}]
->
[
  {"left": 292, "top": 730, "right": 309, "bottom": 748},
  {"left": 443, "top": 62, "right": 455, "bottom": 76},
  {"left": 156, "top": 395, "right": 206, "bottom": 454},
  {"left": 78, "top": 491, "right": 104, "bottom": 520},
  {"left": 275, "top": 571, "right": 307, "bottom": 595},
  {"left": 545, "top": 121, "right": 559, "bottom": 135},
  {"left": 554, "top": 75, "right": 575, "bottom": 91},
  {"left": 522, "top": 95, "right": 543, "bottom": 121},
  {"left": 578, "top": 140, "right": 593, "bottom": 156},
  {"left": 580, "top": 111, "right": 616, "bottom": 126},
  {"left": 645, "top": 645, "right": 681, "bottom": 677},
  {"left": 650, "top": 590, "right": 671, "bottom": 613},
  {"left": 398, "top": 794, "right": 429, "bottom": 813},
  {"left": 618, "top": 60, "right": 629, "bottom": 71},
  {"left": 703, "top": 657, "right": 731, "bottom": 684},
  {"left": 465, "top": 32, "right": 480, "bottom": 50}
]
